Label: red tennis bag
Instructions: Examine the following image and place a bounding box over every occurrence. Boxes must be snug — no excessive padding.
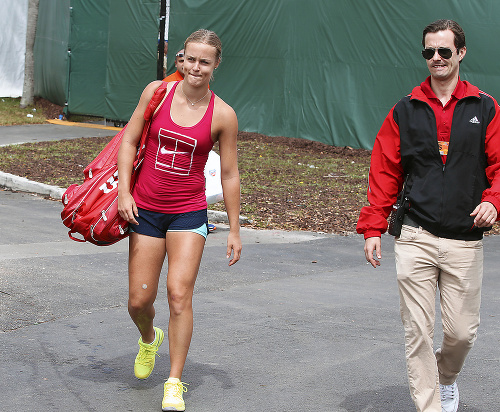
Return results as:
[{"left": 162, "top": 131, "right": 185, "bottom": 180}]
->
[{"left": 61, "top": 82, "right": 168, "bottom": 245}]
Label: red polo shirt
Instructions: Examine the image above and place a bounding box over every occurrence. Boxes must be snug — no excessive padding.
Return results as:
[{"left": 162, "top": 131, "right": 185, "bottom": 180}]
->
[{"left": 420, "top": 77, "right": 467, "bottom": 163}]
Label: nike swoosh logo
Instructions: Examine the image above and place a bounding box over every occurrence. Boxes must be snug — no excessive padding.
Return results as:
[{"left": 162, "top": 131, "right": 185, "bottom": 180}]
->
[{"left": 160, "top": 146, "right": 190, "bottom": 155}]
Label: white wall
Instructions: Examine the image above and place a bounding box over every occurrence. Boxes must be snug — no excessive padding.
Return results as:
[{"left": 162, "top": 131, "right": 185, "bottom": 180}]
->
[{"left": 0, "top": 0, "right": 28, "bottom": 97}]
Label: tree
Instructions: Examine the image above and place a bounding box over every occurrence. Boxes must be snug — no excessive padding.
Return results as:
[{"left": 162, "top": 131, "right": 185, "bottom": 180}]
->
[{"left": 20, "top": 0, "right": 40, "bottom": 108}]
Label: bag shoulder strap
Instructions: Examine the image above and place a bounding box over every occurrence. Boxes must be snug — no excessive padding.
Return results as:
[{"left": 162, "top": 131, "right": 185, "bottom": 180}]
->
[
  {"left": 135, "top": 81, "right": 169, "bottom": 166},
  {"left": 144, "top": 81, "right": 169, "bottom": 121}
]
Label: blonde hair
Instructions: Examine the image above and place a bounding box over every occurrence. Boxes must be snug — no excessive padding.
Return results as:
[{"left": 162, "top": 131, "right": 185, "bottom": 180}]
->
[{"left": 184, "top": 29, "right": 222, "bottom": 62}]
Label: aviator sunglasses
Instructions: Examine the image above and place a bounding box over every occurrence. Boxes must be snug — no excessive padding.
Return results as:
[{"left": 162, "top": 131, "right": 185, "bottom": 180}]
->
[{"left": 421, "top": 47, "right": 457, "bottom": 60}]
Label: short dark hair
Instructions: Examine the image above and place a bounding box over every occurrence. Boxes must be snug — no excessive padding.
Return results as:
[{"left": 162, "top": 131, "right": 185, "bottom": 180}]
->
[{"left": 422, "top": 19, "right": 466, "bottom": 50}]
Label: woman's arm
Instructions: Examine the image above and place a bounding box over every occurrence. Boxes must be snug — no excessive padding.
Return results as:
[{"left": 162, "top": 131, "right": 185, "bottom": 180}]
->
[
  {"left": 215, "top": 100, "right": 242, "bottom": 265},
  {"left": 117, "top": 80, "right": 163, "bottom": 224}
]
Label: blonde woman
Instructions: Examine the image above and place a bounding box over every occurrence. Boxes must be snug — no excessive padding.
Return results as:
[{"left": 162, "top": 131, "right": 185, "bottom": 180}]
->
[{"left": 118, "top": 29, "right": 241, "bottom": 411}]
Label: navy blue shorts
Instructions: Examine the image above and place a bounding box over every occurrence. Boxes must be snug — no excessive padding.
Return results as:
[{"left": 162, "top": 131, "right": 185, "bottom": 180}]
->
[{"left": 129, "top": 208, "right": 208, "bottom": 239}]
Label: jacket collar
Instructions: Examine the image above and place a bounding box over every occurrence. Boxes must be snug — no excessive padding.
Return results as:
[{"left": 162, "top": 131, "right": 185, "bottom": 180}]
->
[{"left": 410, "top": 76, "right": 480, "bottom": 103}]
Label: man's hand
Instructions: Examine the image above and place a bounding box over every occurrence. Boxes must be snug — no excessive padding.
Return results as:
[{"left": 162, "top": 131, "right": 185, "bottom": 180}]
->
[
  {"left": 470, "top": 201, "right": 498, "bottom": 228},
  {"left": 364, "top": 236, "right": 382, "bottom": 268}
]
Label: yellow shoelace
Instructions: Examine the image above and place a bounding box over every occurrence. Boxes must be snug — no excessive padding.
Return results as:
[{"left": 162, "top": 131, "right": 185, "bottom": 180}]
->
[
  {"left": 164, "top": 380, "right": 189, "bottom": 399},
  {"left": 136, "top": 341, "right": 160, "bottom": 365}
]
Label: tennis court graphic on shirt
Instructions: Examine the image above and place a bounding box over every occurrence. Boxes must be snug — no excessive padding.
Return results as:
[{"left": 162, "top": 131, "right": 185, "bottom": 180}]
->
[{"left": 155, "top": 129, "right": 197, "bottom": 175}]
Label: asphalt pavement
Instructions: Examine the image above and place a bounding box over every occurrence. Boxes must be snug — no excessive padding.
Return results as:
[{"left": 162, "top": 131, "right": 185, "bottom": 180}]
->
[{"left": 0, "top": 124, "right": 499, "bottom": 411}]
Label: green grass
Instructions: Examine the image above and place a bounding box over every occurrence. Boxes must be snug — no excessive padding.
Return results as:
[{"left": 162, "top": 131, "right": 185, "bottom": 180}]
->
[
  {"left": 0, "top": 98, "right": 47, "bottom": 126},
  {"left": 209, "top": 136, "right": 370, "bottom": 232},
  {"left": 0, "top": 137, "right": 111, "bottom": 188}
]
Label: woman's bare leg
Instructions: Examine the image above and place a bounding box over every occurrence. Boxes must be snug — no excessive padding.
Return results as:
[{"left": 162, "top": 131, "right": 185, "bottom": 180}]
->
[
  {"left": 165, "top": 231, "right": 206, "bottom": 378},
  {"left": 128, "top": 232, "right": 166, "bottom": 343}
]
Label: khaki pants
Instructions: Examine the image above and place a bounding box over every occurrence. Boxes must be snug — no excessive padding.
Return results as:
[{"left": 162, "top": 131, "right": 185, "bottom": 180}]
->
[{"left": 394, "top": 224, "right": 483, "bottom": 412}]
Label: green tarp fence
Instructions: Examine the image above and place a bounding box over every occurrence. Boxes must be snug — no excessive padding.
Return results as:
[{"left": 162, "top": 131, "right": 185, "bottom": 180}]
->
[
  {"left": 33, "top": 0, "right": 71, "bottom": 107},
  {"left": 34, "top": 0, "right": 500, "bottom": 149},
  {"left": 34, "top": 0, "right": 160, "bottom": 120},
  {"left": 168, "top": 0, "right": 500, "bottom": 149}
]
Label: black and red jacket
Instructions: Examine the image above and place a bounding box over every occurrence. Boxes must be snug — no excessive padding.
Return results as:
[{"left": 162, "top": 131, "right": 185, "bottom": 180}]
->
[{"left": 357, "top": 79, "right": 500, "bottom": 240}]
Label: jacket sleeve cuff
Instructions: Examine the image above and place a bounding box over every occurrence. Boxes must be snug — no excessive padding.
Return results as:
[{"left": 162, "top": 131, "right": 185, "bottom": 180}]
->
[{"left": 362, "top": 230, "right": 383, "bottom": 240}]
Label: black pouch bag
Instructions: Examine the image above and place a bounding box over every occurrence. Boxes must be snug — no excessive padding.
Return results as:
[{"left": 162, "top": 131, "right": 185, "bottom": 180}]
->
[{"left": 387, "top": 175, "right": 409, "bottom": 237}]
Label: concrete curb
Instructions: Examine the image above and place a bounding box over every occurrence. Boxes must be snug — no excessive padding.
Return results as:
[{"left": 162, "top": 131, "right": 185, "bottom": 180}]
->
[
  {"left": 0, "top": 171, "right": 66, "bottom": 200},
  {"left": 208, "top": 209, "right": 252, "bottom": 225},
  {"left": 0, "top": 171, "right": 251, "bottom": 225}
]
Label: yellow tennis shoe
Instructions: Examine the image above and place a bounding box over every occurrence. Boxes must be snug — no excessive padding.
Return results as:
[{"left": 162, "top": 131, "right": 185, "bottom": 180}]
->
[
  {"left": 134, "top": 326, "right": 164, "bottom": 379},
  {"left": 162, "top": 377, "right": 188, "bottom": 411}
]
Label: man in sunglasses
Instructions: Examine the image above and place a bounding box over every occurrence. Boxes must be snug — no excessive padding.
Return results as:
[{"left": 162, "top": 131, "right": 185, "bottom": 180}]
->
[
  {"left": 357, "top": 19, "right": 500, "bottom": 412},
  {"left": 163, "top": 49, "right": 185, "bottom": 82}
]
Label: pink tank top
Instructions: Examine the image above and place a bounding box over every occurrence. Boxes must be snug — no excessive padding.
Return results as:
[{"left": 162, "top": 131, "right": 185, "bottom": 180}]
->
[{"left": 133, "top": 81, "right": 215, "bottom": 213}]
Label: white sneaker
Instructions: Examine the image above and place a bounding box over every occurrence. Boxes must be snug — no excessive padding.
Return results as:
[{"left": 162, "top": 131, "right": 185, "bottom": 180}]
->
[{"left": 440, "top": 382, "right": 459, "bottom": 412}]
